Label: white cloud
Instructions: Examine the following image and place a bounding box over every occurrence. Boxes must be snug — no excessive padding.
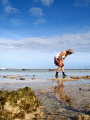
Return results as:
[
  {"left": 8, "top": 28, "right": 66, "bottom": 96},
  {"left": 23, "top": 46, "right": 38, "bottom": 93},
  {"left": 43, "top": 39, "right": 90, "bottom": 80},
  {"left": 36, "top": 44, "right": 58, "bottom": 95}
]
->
[
  {"left": 35, "top": 18, "right": 46, "bottom": 25},
  {"left": 0, "top": 31, "right": 90, "bottom": 53},
  {"left": 1, "top": 0, "right": 9, "bottom": 4},
  {"left": 33, "top": 0, "right": 54, "bottom": 6},
  {"left": 0, "top": 31, "right": 90, "bottom": 69},
  {"left": 74, "top": 0, "right": 90, "bottom": 7},
  {"left": 40, "top": 0, "right": 54, "bottom": 6},
  {"left": 29, "top": 7, "right": 44, "bottom": 17},
  {"left": 5, "top": 5, "right": 19, "bottom": 13},
  {"left": 0, "top": 0, "right": 20, "bottom": 14}
]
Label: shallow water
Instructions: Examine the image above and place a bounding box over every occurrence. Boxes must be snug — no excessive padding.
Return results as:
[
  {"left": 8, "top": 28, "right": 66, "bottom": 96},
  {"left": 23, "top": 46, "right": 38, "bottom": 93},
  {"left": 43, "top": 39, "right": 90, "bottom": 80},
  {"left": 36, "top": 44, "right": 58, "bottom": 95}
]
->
[{"left": 0, "top": 69, "right": 90, "bottom": 120}]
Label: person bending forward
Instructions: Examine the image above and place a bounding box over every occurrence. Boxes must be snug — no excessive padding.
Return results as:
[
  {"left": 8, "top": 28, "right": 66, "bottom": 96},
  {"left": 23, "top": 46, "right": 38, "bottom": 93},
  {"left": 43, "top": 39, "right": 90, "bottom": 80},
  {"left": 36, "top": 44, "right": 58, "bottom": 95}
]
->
[{"left": 54, "top": 49, "right": 74, "bottom": 77}]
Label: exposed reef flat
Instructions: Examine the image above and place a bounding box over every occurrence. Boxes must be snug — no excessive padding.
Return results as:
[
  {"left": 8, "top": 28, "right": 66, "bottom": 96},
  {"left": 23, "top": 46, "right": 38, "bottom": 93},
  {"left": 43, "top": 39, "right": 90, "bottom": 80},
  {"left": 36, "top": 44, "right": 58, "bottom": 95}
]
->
[
  {"left": 70, "top": 76, "right": 90, "bottom": 79},
  {"left": 51, "top": 78, "right": 78, "bottom": 81},
  {"left": 51, "top": 76, "right": 90, "bottom": 81}
]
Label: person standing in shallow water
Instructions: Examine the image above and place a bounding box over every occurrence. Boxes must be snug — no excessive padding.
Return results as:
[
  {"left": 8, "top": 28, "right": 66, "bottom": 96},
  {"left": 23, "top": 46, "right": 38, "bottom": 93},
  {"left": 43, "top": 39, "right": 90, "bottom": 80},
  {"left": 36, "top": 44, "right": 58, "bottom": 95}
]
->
[{"left": 54, "top": 49, "right": 74, "bottom": 77}]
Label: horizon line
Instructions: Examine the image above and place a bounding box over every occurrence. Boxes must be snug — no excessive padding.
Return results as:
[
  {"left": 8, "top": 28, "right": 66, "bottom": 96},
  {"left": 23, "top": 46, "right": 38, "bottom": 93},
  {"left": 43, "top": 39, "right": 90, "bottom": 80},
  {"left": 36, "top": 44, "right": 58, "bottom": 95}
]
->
[{"left": 0, "top": 68, "right": 90, "bottom": 70}]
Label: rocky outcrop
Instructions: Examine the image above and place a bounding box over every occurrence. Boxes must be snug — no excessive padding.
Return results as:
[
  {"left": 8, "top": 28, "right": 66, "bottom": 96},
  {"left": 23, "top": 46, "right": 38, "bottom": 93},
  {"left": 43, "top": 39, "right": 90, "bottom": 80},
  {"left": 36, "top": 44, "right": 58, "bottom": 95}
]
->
[{"left": 0, "top": 86, "right": 44, "bottom": 120}]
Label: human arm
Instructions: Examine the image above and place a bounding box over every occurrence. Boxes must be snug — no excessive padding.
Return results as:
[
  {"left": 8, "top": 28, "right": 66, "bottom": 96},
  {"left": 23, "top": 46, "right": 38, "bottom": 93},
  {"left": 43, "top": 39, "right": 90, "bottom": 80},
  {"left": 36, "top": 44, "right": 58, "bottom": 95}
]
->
[
  {"left": 58, "top": 51, "right": 65, "bottom": 61},
  {"left": 58, "top": 51, "right": 65, "bottom": 67}
]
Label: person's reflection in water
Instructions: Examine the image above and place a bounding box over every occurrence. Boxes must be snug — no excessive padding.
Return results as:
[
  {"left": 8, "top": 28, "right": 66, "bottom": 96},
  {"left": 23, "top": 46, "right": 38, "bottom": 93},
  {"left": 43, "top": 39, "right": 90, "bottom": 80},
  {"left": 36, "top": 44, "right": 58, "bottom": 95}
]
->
[{"left": 54, "top": 80, "right": 73, "bottom": 105}]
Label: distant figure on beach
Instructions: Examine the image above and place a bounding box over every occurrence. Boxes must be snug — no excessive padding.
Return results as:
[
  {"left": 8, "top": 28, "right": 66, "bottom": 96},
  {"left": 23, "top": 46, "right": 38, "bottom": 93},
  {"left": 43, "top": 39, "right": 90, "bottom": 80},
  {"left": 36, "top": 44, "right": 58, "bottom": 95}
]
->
[{"left": 54, "top": 49, "right": 74, "bottom": 77}]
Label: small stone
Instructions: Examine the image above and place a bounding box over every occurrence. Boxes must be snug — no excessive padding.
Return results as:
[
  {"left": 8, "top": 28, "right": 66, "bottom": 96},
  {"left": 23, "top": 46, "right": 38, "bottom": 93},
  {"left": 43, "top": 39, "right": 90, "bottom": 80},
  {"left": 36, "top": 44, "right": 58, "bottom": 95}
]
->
[
  {"left": 79, "top": 88, "right": 81, "bottom": 90},
  {"left": 20, "top": 78, "right": 25, "bottom": 80},
  {"left": 66, "top": 103, "right": 69, "bottom": 106},
  {"left": 40, "top": 111, "right": 44, "bottom": 116},
  {"left": 88, "top": 104, "right": 90, "bottom": 108},
  {"left": 70, "top": 104, "right": 74, "bottom": 107},
  {"left": 3, "top": 76, "right": 8, "bottom": 78},
  {"left": 58, "top": 108, "right": 66, "bottom": 112},
  {"left": 10, "top": 77, "right": 15, "bottom": 79},
  {"left": 57, "top": 102, "right": 60, "bottom": 105},
  {"left": 40, "top": 91, "right": 45, "bottom": 94}
]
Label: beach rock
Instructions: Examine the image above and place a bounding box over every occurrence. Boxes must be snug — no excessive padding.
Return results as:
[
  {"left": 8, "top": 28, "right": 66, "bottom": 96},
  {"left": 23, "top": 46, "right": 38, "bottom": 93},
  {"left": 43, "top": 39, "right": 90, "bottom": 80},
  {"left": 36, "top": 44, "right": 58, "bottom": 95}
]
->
[
  {"left": 31, "top": 75, "right": 36, "bottom": 80},
  {"left": 70, "top": 76, "right": 90, "bottom": 79},
  {"left": 22, "top": 69, "right": 26, "bottom": 71},
  {"left": 88, "top": 104, "right": 90, "bottom": 108},
  {"left": 10, "top": 77, "right": 15, "bottom": 79},
  {"left": 49, "top": 69, "right": 56, "bottom": 71},
  {"left": 86, "top": 75, "right": 90, "bottom": 77},
  {"left": 75, "top": 115, "right": 90, "bottom": 120},
  {"left": 58, "top": 108, "right": 66, "bottom": 112},
  {"left": 40, "top": 91, "right": 45, "bottom": 94},
  {"left": 33, "top": 75, "right": 36, "bottom": 77},
  {"left": 31, "top": 77, "right": 35, "bottom": 80},
  {"left": 0, "top": 86, "right": 43, "bottom": 120},
  {"left": 70, "top": 76, "right": 80, "bottom": 79},
  {"left": 20, "top": 77, "right": 25, "bottom": 80},
  {"left": 79, "top": 88, "right": 81, "bottom": 90},
  {"left": 3, "top": 75, "right": 8, "bottom": 78}
]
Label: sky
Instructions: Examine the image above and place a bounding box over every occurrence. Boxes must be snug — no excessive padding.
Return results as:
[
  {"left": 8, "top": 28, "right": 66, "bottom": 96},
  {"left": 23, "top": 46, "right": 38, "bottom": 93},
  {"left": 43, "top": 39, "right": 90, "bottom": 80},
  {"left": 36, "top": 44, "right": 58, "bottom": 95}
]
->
[{"left": 0, "top": 0, "right": 90, "bottom": 69}]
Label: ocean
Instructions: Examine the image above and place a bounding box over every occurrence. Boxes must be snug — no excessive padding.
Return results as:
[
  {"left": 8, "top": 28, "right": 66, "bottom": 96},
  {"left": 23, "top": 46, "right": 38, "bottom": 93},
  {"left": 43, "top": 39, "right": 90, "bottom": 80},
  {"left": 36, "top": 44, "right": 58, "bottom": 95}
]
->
[{"left": 0, "top": 69, "right": 90, "bottom": 84}]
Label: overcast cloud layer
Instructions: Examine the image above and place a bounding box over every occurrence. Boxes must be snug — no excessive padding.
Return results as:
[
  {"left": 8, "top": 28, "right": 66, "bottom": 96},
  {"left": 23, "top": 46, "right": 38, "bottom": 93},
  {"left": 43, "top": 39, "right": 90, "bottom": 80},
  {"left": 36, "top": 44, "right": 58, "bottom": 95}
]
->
[{"left": 0, "top": 31, "right": 90, "bottom": 53}]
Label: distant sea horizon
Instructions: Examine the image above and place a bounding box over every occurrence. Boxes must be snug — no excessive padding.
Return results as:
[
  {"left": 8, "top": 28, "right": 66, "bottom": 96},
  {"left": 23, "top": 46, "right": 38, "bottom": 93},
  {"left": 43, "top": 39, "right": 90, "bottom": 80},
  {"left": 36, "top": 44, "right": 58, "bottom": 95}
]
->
[{"left": 0, "top": 68, "right": 90, "bottom": 70}]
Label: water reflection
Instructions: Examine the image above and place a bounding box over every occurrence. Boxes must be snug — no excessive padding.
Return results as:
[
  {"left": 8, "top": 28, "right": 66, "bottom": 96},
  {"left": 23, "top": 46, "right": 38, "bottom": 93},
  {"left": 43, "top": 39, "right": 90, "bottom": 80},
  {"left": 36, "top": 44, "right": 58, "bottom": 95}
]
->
[{"left": 54, "top": 80, "right": 73, "bottom": 105}]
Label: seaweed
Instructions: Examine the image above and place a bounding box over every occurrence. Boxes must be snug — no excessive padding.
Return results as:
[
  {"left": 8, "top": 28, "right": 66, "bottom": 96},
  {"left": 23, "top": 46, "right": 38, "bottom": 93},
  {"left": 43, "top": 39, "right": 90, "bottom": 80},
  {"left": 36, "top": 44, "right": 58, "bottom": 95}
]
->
[{"left": 0, "top": 86, "right": 42, "bottom": 119}]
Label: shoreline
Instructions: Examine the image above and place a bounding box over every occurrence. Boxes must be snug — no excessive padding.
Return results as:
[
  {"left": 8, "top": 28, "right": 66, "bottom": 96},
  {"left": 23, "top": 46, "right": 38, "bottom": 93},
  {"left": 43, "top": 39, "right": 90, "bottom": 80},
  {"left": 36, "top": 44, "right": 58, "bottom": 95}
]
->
[{"left": 0, "top": 68, "right": 90, "bottom": 71}]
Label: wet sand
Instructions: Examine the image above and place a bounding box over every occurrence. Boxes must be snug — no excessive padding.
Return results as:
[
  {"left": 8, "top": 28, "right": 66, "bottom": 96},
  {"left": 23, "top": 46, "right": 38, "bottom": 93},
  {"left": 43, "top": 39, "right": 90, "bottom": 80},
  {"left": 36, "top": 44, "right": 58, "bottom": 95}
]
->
[{"left": 0, "top": 74, "right": 90, "bottom": 120}]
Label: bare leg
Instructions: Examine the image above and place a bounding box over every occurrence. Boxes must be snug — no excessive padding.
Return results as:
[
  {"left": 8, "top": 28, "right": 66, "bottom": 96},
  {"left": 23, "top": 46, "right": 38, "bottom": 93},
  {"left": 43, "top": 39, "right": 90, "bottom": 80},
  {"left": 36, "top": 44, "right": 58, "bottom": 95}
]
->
[
  {"left": 57, "top": 66, "right": 60, "bottom": 72},
  {"left": 62, "top": 66, "right": 64, "bottom": 72},
  {"left": 62, "top": 66, "right": 67, "bottom": 76},
  {"left": 55, "top": 67, "right": 61, "bottom": 77}
]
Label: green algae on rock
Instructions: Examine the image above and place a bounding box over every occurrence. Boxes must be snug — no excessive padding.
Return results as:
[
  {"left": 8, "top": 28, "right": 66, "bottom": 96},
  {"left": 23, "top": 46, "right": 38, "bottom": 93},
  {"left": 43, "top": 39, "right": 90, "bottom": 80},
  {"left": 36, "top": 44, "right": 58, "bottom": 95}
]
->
[
  {"left": 75, "top": 115, "right": 90, "bottom": 120},
  {"left": 0, "top": 86, "right": 43, "bottom": 120}
]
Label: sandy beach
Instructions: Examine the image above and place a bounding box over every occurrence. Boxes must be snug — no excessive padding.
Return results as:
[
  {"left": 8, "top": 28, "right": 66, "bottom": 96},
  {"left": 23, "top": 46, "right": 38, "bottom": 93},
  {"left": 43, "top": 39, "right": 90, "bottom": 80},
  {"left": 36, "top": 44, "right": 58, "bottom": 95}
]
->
[{"left": 0, "top": 69, "right": 90, "bottom": 120}]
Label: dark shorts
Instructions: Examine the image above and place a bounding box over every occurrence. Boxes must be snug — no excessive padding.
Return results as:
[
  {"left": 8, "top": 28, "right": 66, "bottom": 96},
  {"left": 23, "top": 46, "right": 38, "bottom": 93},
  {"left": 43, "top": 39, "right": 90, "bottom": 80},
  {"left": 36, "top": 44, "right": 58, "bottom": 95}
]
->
[{"left": 54, "top": 57, "right": 64, "bottom": 67}]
